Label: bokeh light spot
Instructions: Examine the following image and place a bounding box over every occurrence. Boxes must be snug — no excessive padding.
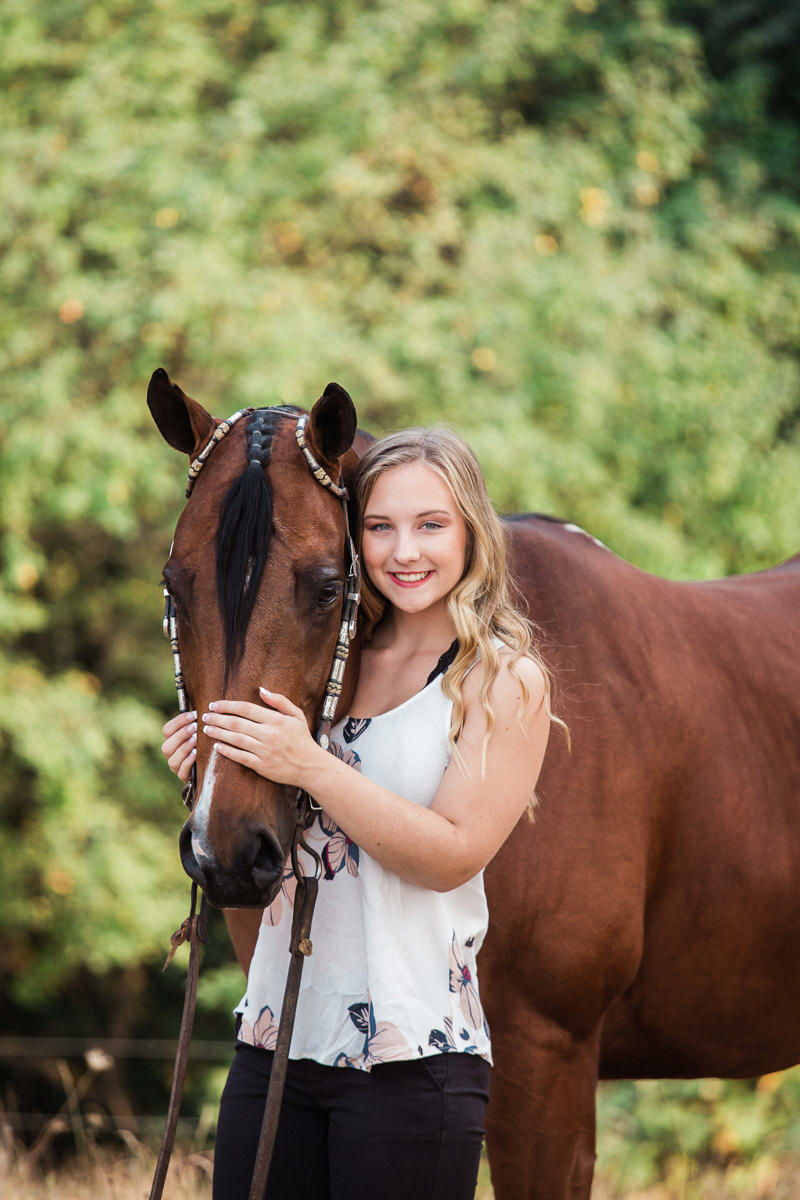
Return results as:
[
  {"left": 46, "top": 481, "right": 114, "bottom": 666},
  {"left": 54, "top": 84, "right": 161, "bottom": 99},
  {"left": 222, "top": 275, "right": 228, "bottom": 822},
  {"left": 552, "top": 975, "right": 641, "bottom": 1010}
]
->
[
  {"left": 48, "top": 869, "right": 74, "bottom": 896},
  {"left": 534, "top": 234, "right": 559, "bottom": 256},
  {"left": 471, "top": 347, "right": 496, "bottom": 372},
  {"left": 579, "top": 187, "right": 610, "bottom": 227},
  {"left": 636, "top": 181, "right": 660, "bottom": 206},
  {"left": 154, "top": 207, "right": 180, "bottom": 229},
  {"left": 59, "top": 298, "right": 84, "bottom": 323},
  {"left": 272, "top": 223, "right": 304, "bottom": 256},
  {"left": 636, "top": 150, "right": 660, "bottom": 173},
  {"left": 15, "top": 562, "right": 39, "bottom": 591}
]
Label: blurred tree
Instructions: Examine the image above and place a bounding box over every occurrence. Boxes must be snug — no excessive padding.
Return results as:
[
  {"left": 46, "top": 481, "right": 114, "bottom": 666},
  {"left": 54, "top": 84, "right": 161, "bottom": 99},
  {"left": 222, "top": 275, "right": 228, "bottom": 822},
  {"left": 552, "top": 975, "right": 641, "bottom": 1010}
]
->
[
  {"left": 670, "top": 0, "right": 800, "bottom": 119},
  {"left": 0, "top": 0, "right": 798, "bottom": 1158}
]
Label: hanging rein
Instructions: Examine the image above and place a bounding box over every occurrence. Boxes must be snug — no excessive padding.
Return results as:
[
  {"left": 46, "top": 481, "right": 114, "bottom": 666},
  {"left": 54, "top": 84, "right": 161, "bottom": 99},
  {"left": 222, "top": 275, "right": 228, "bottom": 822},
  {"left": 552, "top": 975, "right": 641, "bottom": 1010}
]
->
[{"left": 150, "top": 408, "right": 360, "bottom": 1200}]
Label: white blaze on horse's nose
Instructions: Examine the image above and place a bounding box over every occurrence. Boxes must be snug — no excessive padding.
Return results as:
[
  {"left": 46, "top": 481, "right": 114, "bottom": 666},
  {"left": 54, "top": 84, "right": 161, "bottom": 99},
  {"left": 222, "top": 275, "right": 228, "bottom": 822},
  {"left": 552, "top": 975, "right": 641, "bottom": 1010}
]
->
[{"left": 192, "top": 745, "right": 219, "bottom": 863}]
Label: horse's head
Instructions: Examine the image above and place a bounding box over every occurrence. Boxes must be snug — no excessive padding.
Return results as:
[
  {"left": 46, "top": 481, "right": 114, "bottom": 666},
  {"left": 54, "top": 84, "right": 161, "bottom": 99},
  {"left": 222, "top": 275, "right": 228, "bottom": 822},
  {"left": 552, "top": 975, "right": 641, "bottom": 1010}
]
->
[{"left": 148, "top": 368, "right": 361, "bottom": 908}]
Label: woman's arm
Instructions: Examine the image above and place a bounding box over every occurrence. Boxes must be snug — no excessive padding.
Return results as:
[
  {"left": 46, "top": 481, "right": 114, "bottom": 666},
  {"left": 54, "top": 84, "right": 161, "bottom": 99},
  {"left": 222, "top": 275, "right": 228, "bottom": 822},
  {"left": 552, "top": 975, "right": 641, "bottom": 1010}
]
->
[{"left": 201, "top": 657, "right": 549, "bottom": 892}]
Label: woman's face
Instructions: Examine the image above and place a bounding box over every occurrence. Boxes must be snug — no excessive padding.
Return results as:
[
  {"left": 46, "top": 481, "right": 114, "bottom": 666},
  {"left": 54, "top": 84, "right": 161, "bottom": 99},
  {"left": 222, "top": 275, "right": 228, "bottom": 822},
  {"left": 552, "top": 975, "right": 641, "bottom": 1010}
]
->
[{"left": 361, "top": 461, "right": 469, "bottom": 618}]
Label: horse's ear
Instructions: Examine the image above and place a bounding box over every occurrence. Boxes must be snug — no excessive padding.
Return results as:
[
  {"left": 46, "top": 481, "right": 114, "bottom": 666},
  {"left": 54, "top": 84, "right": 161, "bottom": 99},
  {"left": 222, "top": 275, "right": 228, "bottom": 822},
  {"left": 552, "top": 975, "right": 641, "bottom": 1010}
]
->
[
  {"left": 306, "top": 383, "right": 358, "bottom": 465},
  {"left": 147, "top": 368, "right": 217, "bottom": 454}
]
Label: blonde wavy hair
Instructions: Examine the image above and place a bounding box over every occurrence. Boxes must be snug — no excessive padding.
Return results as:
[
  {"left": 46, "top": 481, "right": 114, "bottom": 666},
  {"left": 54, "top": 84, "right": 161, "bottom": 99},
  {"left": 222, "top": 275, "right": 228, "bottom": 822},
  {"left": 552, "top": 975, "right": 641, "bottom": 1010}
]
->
[{"left": 354, "top": 426, "right": 566, "bottom": 771}]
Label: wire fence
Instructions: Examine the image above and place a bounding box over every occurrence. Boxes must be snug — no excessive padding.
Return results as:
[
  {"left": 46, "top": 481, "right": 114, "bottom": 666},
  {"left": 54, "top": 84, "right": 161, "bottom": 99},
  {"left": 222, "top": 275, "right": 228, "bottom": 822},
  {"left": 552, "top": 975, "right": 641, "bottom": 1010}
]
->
[
  {"left": 0, "top": 1036, "right": 230, "bottom": 1147},
  {"left": 0, "top": 1037, "right": 232, "bottom": 1061}
]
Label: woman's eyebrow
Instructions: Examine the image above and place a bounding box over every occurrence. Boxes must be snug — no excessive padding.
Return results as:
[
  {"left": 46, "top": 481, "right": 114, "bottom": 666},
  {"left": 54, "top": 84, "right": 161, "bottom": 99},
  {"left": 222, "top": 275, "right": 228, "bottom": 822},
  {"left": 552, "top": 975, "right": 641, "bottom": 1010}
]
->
[{"left": 364, "top": 508, "right": 453, "bottom": 520}]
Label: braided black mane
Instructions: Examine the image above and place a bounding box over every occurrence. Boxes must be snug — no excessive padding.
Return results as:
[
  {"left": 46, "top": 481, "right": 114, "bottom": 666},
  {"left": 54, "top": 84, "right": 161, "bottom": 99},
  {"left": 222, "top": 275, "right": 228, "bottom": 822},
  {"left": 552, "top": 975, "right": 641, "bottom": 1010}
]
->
[{"left": 215, "top": 407, "right": 300, "bottom": 673}]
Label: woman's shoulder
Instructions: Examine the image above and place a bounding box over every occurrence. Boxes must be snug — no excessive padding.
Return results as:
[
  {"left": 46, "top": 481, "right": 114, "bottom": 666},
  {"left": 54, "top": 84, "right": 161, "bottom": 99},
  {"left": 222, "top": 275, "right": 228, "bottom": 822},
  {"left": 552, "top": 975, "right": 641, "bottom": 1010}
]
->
[{"left": 462, "top": 642, "right": 546, "bottom": 713}]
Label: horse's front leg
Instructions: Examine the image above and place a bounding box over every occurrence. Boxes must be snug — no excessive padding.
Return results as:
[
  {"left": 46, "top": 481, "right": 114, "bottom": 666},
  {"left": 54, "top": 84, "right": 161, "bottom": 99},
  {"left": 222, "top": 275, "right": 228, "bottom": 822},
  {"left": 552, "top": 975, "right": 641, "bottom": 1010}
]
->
[{"left": 485, "top": 1006, "right": 600, "bottom": 1200}]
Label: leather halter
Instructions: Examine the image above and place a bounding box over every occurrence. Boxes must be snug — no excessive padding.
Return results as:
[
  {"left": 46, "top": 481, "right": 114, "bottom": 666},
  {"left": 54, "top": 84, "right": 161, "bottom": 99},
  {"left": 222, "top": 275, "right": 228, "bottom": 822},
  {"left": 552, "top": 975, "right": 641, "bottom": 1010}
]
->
[{"left": 151, "top": 406, "right": 361, "bottom": 1200}]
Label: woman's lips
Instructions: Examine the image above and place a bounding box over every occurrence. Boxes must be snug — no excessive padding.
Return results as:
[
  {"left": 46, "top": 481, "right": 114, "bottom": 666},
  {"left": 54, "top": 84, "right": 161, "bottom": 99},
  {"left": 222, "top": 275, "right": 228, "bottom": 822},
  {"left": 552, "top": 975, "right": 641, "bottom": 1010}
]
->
[{"left": 388, "top": 570, "right": 433, "bottom": 588}]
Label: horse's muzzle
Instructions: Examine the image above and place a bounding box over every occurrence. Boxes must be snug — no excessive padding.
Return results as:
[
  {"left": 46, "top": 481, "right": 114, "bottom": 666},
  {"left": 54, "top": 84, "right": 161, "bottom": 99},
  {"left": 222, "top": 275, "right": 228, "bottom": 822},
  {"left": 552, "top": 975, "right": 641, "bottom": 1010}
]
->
[{"left": 178, "top": 819, "right": 285, "bottom": 908}]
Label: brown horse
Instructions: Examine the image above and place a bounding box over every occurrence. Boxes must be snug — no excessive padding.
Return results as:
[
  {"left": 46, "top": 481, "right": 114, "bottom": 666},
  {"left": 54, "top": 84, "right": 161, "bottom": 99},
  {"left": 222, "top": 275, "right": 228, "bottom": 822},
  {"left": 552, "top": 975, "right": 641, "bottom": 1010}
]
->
[{"left": 149, "top": 369, "right": 800, "bottom": 1199}]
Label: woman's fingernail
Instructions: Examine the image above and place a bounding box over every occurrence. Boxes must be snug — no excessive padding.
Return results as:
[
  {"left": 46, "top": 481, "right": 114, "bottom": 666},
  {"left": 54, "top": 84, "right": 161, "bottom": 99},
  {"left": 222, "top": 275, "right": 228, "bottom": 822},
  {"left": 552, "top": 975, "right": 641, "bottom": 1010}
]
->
[
  {"left": 189, "top": 710, "right": 197, "bottom": 720},
  {"left": 203, "top": 725, "right": 212, "bottom": 736},
  {"left": 208, "top": 701, "right": 217, "bottom": 711},
  {"left": 259, "top": 686, "right": 270, "bottom": 695},
  {"left": 190, "top": 732, "right": 197, "bottom": 745}
]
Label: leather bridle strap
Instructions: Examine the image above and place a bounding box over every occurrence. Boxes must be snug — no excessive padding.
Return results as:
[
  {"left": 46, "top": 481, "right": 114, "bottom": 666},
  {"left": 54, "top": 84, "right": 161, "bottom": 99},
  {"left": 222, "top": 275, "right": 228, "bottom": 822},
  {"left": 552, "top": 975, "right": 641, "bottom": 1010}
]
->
[
  {"left": 161, "top": 406, "right": 361, "bottom": 807},
  {"left": 247, "top": 827, "right": 320, "bottom": 1200}
]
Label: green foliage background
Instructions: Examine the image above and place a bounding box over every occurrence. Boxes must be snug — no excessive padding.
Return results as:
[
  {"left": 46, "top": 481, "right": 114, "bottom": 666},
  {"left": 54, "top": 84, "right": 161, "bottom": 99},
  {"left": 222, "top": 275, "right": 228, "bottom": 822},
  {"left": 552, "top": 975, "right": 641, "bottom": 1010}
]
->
[{"left": 1, "top": 0, "right": 799, "bottom": 1189}]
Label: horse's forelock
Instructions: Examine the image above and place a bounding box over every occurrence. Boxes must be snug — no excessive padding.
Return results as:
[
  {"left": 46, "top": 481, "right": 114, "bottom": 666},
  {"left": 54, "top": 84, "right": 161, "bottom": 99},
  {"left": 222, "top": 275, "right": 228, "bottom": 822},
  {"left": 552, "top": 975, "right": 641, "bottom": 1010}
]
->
[{"left": 215, "top": 408, "right": 284, "bottom": 676}]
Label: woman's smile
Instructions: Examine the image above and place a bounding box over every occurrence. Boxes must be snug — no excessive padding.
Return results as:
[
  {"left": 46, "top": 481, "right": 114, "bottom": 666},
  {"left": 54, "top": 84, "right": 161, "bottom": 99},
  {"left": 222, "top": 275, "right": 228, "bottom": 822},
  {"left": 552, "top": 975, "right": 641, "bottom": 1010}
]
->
[{"left": 388, "top": 569, "right": 434, "bottom": 587}]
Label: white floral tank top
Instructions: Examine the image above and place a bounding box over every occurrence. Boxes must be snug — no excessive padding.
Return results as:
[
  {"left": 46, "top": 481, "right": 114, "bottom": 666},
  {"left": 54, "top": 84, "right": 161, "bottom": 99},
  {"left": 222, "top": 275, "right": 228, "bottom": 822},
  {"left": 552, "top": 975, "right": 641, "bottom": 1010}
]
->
[{"left": 235, "top": 660, "right": 492, "bottom": 1071}]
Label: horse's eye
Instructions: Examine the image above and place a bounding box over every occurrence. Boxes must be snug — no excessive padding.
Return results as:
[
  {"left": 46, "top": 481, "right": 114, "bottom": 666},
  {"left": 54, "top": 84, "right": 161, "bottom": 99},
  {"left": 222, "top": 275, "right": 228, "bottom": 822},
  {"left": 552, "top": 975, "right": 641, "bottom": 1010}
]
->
[
  {"left": 163, "top": 564, "right": 193, "bottom": 616},
  {"left": 317, "top": 582, "right": 342, "bottom": 609}
]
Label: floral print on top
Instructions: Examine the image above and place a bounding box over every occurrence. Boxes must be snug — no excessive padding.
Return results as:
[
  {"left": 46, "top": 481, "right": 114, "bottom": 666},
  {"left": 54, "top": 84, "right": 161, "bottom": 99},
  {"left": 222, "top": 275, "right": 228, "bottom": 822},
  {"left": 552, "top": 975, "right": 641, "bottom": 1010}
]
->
[
  {"left": 235, "top": 645, "right": 497, "bottom": 1070},
  {"left": 334, "top": 995, "right": 413, "bottom": 1070},
  {"left": 239, "top": 1003, "right": 279, "bottom": 1050},
  {"left": 449, "top": 932, "right": 485, "bottom": 1031},
  {"left": 319, "top": 810, "right": 360, "bottom": 880},
  {"left": 429, "top": 1016, "right": 478, "bottom": 1055},
  {"left": 342, "top": 716, "right": 371, "bottom": 744}
]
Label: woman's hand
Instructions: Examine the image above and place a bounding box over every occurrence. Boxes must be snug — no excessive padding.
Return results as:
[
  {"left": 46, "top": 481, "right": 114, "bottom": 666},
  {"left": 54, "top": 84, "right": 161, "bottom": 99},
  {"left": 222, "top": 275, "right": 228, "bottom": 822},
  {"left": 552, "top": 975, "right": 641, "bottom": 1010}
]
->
[
  {"left": 201, "top": 689, "right": 324, "bottom": 786},
  {"left": 161, "top": 710, "right": 197, "bottom": 781}
]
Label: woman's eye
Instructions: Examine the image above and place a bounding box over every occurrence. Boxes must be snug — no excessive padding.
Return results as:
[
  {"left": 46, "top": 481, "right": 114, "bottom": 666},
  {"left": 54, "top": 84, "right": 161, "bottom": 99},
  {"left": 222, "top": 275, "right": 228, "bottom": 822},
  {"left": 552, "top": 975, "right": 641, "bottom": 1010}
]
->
[
  {"left": 422, "top": 522, "right": 442, "bottom": 531},
  {"left": 365, "top": 522, "right": 390, "bottom": 533}
]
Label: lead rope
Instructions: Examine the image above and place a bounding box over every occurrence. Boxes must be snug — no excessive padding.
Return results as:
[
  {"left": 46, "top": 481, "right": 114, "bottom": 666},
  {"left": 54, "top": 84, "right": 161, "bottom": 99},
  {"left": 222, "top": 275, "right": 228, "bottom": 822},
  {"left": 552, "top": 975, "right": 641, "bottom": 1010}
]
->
[
  {"left": 151, "top": 407, "right": 359, "bottom": 1200},
  {"left": 149, "top": 590, "right": 202, "bottom": 1200},
  {"left": 247, "top": 826, "right": 321, "bottom": 1200},
  {"left": 149, "top": 883, "right": 208, "bottom": 1200}
]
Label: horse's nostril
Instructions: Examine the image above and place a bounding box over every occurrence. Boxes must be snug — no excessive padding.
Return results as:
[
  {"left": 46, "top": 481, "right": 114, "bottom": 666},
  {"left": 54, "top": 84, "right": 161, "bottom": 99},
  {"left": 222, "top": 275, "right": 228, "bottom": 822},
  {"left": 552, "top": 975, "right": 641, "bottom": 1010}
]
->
[
  {"left": 248, "top": 827, "right": 285, "bottom": 891},
  {"left": 178, "top": 821, "right": 208, "bottom": 888}
]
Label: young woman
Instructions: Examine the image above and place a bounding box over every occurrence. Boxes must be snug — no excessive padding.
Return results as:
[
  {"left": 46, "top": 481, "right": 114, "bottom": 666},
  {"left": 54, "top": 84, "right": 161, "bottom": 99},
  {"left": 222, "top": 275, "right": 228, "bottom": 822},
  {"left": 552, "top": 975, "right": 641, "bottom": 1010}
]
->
[{"left": 161, "top": 426, "right": 557, "bottom": 1200}]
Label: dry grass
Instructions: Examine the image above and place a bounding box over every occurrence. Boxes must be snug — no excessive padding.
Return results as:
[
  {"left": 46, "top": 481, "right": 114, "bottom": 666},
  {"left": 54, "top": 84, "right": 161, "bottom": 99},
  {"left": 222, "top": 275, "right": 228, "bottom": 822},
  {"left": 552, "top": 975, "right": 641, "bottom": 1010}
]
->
[
  {"left": 1, "top": 1140, "right": 212, "bottom": 1200},
  {"left": 3, "top": 1131, "right": 799, "bottom": 1199}
]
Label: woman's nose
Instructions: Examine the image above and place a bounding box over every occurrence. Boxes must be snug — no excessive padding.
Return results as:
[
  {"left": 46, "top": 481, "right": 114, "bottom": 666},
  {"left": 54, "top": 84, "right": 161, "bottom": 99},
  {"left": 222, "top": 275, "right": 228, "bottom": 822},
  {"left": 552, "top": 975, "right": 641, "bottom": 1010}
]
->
[{"left": 394, "top": 529, "right": 421, "bottom": 562}]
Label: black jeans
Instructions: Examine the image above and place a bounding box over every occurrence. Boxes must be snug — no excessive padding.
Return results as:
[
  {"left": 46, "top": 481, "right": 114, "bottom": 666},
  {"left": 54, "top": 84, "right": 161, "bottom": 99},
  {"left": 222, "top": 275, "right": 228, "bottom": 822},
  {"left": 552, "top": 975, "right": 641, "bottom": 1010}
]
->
[{"left": 213, "top": 1042, "right": 491, "bottom": 1200}]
